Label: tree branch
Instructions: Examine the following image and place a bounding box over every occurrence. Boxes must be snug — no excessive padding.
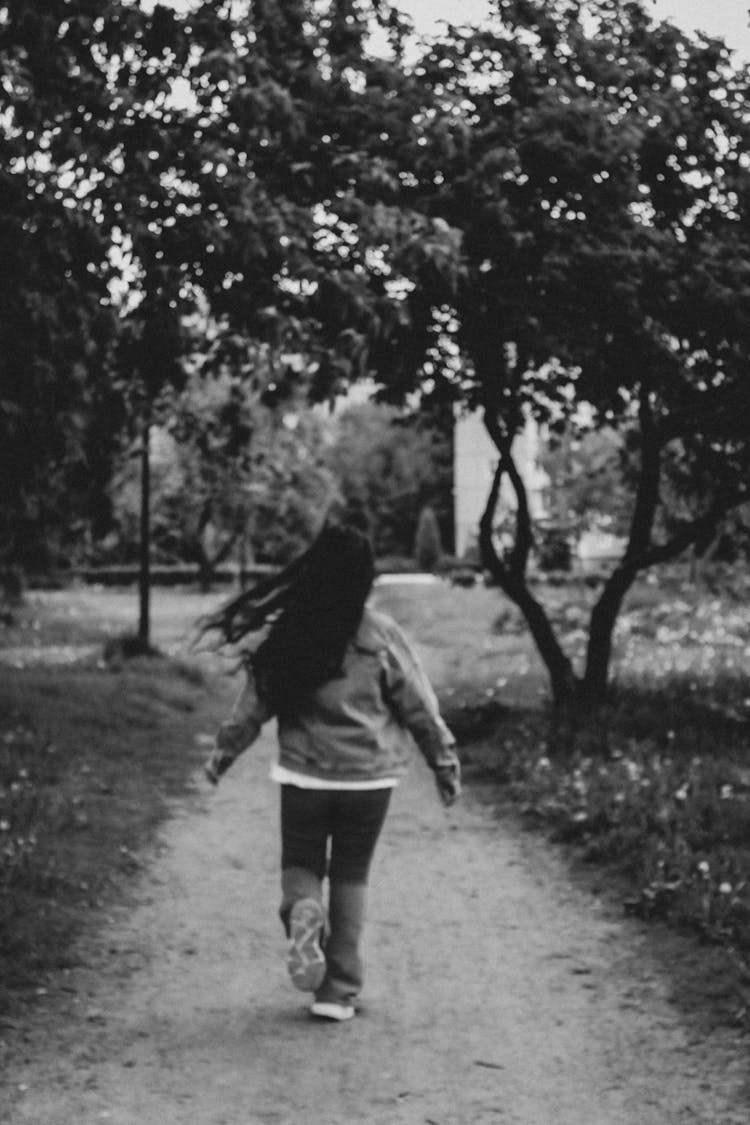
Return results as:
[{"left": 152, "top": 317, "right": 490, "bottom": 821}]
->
[
  {"left": 642, "top": 489, "right": 750, "bottom": 567},
  {"left": 480, "top": 407, "right": 534, "bottom": 581},
  {"left": 581, "top": 385, "right": 662, "bottom": 703},
  {"left": 504, "top": 445, "right": 534, "bottom": 579},
  {"left": 479, "top": 458, "right": 506, "bottom": 579},
  {"left": 478, "top": 397, "right": 577, "bottom": 706},
  {"left": 622, "top": 386, "right": 661, "bottom": 570}
]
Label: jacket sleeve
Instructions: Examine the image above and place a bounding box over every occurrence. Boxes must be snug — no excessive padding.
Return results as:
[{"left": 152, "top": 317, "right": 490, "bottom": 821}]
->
[
  {"left": 206, "top": 668, "right": 272, "bottom": 780},
  {"left": 382, "top": 620, "right": 459, "bottom": 774}
]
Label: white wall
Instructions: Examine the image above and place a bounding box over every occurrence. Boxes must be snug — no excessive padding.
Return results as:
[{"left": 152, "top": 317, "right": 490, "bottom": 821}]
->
[{"left": 453, "top": 411, "right": 549, "bottom": 557}]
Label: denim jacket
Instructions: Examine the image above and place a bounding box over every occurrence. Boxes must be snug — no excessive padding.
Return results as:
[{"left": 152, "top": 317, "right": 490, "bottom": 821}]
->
[{"left": 207, "top": 607, "right": 458, "bottom": 784}]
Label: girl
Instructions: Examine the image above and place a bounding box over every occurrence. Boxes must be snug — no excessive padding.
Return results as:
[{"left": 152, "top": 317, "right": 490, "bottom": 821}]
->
[{"left": 202, "top": 523, "right": 460, "bottom": 1021}]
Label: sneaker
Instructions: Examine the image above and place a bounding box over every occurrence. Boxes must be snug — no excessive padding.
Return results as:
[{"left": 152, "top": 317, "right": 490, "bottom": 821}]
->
[
  {"left": 310, "top": 1000, "right": 356, "bottom": 1022},
  {"left": 287, "top": 898, "right": 326, "bottom": 992}
]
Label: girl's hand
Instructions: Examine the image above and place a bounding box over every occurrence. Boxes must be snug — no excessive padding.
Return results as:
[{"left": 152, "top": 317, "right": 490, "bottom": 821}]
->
[
  {"left": 204, "top": 747, "right": 231, "bottom": 786},
  {"left": 435, "top": 764, "right": 461, "bottom": 807}
]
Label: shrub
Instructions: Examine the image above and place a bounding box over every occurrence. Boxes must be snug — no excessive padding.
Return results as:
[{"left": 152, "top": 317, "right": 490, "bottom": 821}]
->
[
  {"left": 536, "top": 526, "right": 572, "bottom": 572},
  {"left": 375, "top": 555, "right": 419, "bottom": 575},
  {"left": 413, "top": 506, "right": 443, "bottom": 572}
]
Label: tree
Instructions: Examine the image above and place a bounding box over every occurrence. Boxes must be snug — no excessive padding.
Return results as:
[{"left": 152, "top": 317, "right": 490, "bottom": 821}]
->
[
  {"left": 1, "top": 1, "right": 208, "bottom": 632},
  {"left": 163, "top": 345, "right": 336, "bottom": 578},
  {"left": 163, "top": 338, "right": 275, "bottom": 590},
  {"left": 0, "top": 0, "right": 417, "bottom": 624},
  {"left": 345, "top": 0, "right": 750, "bottom": 707},
  {"left": 16, "top": 0, "right": 748, "bottom": 702},
  {"left": 539, "top": 425, "right": 632, "bottom": 540},
  {"left": 0, "top": 2, "right": 131, "bottom": 573},
  {"left": 108, "top": 344, "right": 336, "bottom": 578},
  {"left": 247, "top": 410, "right": 337, "bottom": 564},
  {"left": 325, "top": 402, "right": 453, "bottom": 558}
]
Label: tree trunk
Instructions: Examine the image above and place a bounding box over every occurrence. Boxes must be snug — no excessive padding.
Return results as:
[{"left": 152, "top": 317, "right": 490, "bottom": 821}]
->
[
  {"left": 196, "top": 523, "right": 240, "bottom": 593},
  {"left": 479, "top": 454, "right": 578, "bottom": 708},
  {"left": 580, "top": 563, "right": 635, "bottom": 706},
  {"left": 513, "top": 581, "right": 579, "bottom": 707},
  {"left": 195, "top": 528, "right": 214, "bottom": 594},
  {"left": 238, "top": 526, "right": 253, "bottom": 590},
  {"left": 197, "top": 554, "right": 214, "bottom": 594},
  {"left": 138, "top": 416, "right": 151, "bottom": 645},
  {"left": 579, "top": 386, "right": 661, "bottom": 706}
]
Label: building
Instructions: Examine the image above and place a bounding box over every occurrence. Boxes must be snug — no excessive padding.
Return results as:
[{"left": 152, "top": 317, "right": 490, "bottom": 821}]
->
[{"left": 453, "top": 410, "right": 549, "bottom": 559}]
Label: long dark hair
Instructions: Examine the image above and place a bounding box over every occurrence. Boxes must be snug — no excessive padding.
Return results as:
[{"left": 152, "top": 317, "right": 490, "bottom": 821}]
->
[{"left": 200, "top": 524, "right": 375, "bottom": 714}]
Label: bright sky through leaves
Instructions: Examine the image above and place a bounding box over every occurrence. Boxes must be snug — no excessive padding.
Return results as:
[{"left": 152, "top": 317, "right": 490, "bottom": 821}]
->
[{"left": 398, "top": 0, "right": 750, "bottom": 57}]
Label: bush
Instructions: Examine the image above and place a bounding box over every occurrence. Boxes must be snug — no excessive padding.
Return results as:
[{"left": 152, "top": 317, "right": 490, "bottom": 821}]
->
[
  {"left": 1, "top": 567, "right": 25, "bottom": 605},
  {"left": 24, "top": 564, "right": 278, "bottom": 589},
  {"left": 536, "top": 526, "right": 572, "bottom": 572},
  {"left": 375, "top": 555, "right": 419, "bottom": 575},
  {"left": 413, "top": 506, "right": 443, "bottom": 572},
  {"left": 0, "top": 568, "right": 24, "bottom": 624},
  {"left": 433, "top": 555, "right": 480, "bottom": 586}
]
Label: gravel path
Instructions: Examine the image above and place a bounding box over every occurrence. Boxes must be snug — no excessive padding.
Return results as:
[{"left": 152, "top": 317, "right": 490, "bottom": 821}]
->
[{"left": 3, "top": 728, "right": 748, "bottom": 1125}]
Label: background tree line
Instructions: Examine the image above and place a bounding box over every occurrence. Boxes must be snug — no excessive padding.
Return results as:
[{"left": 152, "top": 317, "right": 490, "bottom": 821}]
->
[
  {"left": 2, "top": 0, "right": 750, "bottom": 703},
  {"left": 103, "top": 389, "right": 453, "bottom": 578}
]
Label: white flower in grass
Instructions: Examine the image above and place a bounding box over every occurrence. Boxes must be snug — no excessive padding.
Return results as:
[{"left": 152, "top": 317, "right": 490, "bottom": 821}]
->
[
  {"left": 697, "top": 860, "right": 710, "bottom": 876},
  {"left": 625, "top": 760, "right": 641, "bottom": 782},
  {"left": 719, "top": 882, "right": 732, "bottom": 895}
]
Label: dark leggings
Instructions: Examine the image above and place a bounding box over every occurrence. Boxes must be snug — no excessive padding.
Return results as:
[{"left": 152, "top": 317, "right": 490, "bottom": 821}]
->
[{"left": 280, "top": 784, "right": 392, "bottom": 884}]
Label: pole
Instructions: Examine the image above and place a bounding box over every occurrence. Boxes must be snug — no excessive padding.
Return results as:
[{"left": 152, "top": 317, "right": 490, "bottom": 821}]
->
[{"left": 138, "top": 413, "right": 151, "bottom": 645}]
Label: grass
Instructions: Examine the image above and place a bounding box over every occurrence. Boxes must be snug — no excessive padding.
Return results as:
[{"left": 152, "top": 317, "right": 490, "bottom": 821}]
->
[
  {"left": 0, "top": 586, "right": 234, "bottom": 1013},
  {"left": 2, "top": 574, "right": 750, "bottom": 1031},
  {"left": 0, "top": 584, "right": 222, "bottom": 654},
  {"left": 375, "top": 571, "right": 750, "bottom": 1030}
]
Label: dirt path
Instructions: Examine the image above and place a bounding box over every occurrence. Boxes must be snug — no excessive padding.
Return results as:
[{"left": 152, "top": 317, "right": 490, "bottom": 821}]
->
[{"left": 3, "top": 729, "right": 748, "bottom": 1125}]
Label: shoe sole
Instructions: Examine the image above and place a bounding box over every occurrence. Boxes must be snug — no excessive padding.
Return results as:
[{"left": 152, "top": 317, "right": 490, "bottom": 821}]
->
[
  {"left": 287, "top": 898, "right": 326, "bottom": 992},
  {"left": 310, "top": 1000, "right": 356, "bottom": 1021}
]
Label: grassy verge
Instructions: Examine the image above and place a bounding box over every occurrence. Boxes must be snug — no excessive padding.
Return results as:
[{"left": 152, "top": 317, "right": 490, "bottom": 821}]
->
[
  {"left": 375, "top": 573, "right": 750, "bottom": 1030},
  {"left": 2, "top": 577, "right": 749, "bottom": 1032},
  {"left": 456, "top": 682, "right": 750, "bottom": 1021},
  {"left": 0, "top": 588, "right": 232, "bottom": 1014}
]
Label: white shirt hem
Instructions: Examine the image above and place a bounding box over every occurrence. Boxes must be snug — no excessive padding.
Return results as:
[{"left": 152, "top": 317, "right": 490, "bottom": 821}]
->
[{"left": 269, "top": 762, "right": 399, "bottom": 790}]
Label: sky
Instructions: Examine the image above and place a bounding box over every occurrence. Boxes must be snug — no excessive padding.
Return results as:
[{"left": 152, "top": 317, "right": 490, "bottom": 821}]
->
[
  {"left": 649, "top": 0, "right": 750, "bottom": 57},
  {"left": 397, "top": 0, "right": 750, "bottom": 59}
]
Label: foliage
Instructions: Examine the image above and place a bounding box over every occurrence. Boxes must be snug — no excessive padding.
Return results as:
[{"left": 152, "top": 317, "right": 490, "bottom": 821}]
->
[
  {"left": 325, "top": 402, "right": 453, "bottom": 557},
  {"left": 0, "top": 2, "right": 128, "bottom": 568},
  {"left": 0, "top": 0, "right": 413, "bottom": 573},
  {"left": 107, "top": 365, "right": 335, "bottom": 573},
  {"left": 535, "top": 525, "right": 573, "bottom": 573},
  {"left": 157, "top": 336, "right": 334, "bottom": 575},
  {"left": 247, "top": 410, "right": 337, "bottom": 564},
  {"left": 539, "top": 426, "right": 632, "bottom": 539},
  {"left": 349, "top": 0, "right": 750, "bottom": 704},
  {"left": 413, "top": 505, "right": 444, "bottom": 571},
  {"left": 5, "top": 0, "right": 750, "bottom": 697}
]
